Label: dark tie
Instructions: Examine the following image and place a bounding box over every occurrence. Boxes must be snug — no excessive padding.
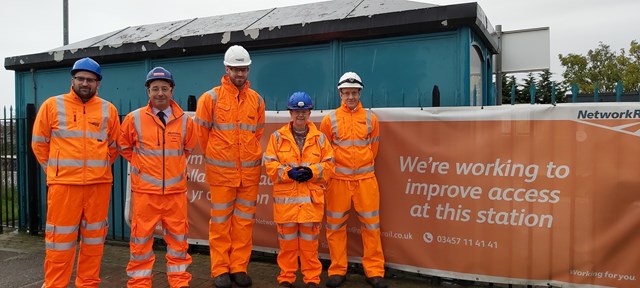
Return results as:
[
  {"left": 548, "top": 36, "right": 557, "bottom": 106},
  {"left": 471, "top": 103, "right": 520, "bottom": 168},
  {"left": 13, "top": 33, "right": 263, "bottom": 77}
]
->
[{"left": 156, "top": 111, "right": 166, "bottom": 126}]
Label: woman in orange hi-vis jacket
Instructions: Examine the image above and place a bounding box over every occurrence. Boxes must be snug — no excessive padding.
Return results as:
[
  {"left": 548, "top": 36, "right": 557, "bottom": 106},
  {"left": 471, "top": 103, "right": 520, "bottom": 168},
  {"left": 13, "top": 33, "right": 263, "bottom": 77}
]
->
[
  {"left": 320, "top": 72, "right": 388, "bottom": 288},
  {"left": 264, "top": 92, "right": 334, "bottom": 288},
  {"left": 118, "top": 67, "right": 196, "bottom": 288},
  {"left": 31, "top": 57, "right": 120, "bottom": 288},
  {"left": 194, "top": 45, "right": 265, "bottom": 288}
]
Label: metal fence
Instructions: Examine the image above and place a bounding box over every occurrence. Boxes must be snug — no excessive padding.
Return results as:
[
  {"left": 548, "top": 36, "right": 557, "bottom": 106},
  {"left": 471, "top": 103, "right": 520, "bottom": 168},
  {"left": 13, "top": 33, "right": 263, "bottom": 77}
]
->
[{"left": 0, "top": 107, "right": 19, "bottom": 234}]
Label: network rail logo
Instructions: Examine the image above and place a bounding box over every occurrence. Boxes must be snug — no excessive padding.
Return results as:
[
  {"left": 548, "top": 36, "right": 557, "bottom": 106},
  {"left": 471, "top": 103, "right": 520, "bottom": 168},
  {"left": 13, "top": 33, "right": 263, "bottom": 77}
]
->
[{"left": 577, "top": 109, "right": 640, "bottom": 119}]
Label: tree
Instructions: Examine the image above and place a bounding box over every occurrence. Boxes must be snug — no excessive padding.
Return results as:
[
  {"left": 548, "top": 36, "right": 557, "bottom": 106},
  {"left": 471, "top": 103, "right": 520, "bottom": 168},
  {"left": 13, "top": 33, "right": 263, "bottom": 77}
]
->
[
  {"left": 520, "top": 73, "right": 537, "bottom": 104},
  {"left": 559, "top": 41, "right": 640, "bottom": 93},
  {"left": 537, "top": 70, "right": 567, "bottom": 103}
]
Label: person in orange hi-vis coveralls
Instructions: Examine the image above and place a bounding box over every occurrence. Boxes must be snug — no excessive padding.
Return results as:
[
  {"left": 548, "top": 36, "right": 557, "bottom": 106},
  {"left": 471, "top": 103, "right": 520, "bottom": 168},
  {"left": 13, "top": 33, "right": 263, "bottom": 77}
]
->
[
  {"left": 118, "top": 67, "right": 196, "bottom": 288},
  {"left": 320, "top": 72, "right": 388, "bottom": 288},
  {"left": 31, "top": 57, "right": 120, "bottom": 288},
  {"left": 194, "top": 45, "right": 265, "bottom": 288},
  {"left": 264, "top": 92, "right": 335, "bottom": 288}
]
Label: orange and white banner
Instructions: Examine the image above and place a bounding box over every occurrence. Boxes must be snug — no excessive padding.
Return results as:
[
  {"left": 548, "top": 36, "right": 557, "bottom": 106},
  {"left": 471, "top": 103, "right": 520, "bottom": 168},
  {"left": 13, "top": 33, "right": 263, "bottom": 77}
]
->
[{"left": 177, "top": 103, "right": 640, "bottom": 287}]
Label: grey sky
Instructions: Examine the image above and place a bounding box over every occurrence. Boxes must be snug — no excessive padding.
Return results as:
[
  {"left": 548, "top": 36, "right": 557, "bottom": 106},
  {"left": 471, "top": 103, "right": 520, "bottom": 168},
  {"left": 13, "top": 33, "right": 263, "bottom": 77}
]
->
[{"left": 2, "top": 0, "right": 639, "bottom": 108}]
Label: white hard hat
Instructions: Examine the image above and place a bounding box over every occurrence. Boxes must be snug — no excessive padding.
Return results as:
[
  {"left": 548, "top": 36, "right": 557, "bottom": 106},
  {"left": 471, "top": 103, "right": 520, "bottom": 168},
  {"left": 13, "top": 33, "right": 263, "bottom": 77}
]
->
[
  {"left": 224, "top": 45, "right": 252, "bottom": 67},
  {"left": 337, "top": 72, "right": 363, "bottom": 89}
]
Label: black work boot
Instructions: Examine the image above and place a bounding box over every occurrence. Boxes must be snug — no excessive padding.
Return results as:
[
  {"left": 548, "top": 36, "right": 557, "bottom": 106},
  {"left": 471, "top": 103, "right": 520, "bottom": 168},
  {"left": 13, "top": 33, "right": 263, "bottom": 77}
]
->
[
  {"left": 213, "top": 273, "right": 231, "bottom": 288},
  {"left": 325, "top": 275, "right": 346, "bottom": 287},
  {"left": 366, "top": 276, "right": 388, "bottom": 288},
  {"left": 230, "top": 271, "right": 253, "bottom": 287}
]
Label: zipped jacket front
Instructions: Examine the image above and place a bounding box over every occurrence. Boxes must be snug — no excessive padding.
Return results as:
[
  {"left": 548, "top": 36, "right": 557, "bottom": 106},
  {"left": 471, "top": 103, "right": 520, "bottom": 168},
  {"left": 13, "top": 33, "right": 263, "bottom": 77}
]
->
[
  {"left": 264, "top": 122, "right": 335, "bottom": 223},
  {"left": 31, "top": 88, "right": 120, "bottom": 185},
  {"left": 194, "top": 75, "right": 265, "bottom": 187},
  {"left": 118, "top": 100, "right": 196, "bottom": 194}
]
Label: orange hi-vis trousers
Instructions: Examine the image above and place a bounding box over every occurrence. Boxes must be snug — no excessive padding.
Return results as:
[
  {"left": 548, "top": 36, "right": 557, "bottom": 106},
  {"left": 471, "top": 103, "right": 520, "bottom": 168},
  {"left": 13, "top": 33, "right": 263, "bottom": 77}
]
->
[
  {"left": 325, "top": 177, "right": 386, "bottom": 278},
  {"left": 208, "top": 184, "right": 258, "bottom": 277},
  {"left": 44, "top": 183, "right": 110, "bottom": 288},
  {"left": 276, "top": 222, "right": 322, "bottom": 285},
  {"left": 126, "top": 192, "right": 192, "bottom": 288}
]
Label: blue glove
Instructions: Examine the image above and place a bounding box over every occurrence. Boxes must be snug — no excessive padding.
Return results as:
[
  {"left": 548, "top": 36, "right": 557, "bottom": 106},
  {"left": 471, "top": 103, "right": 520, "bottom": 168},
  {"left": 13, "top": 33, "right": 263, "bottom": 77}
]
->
[
  {"left": 288, "top": 167, "right": 302, "bottom": 181},
  {"left": 297, "top": 166, "right": 313, "bottom": 182}
]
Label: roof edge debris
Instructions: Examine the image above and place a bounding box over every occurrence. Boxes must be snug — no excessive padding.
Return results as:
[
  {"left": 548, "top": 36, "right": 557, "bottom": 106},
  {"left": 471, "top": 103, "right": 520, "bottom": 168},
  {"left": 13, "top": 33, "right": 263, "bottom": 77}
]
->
[{"left": 5, "top": 1, "right": 497, "bottom": 71}]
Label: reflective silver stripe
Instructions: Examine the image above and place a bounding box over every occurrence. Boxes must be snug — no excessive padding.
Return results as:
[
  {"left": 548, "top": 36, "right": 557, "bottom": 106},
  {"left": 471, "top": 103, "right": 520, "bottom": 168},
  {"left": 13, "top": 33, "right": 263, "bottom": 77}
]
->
[
  {"left": 277, "top": 165, "right": 285, "bottom": 182},
  {"left": 81, "top": 236, "right": 104, "bottom": 245},
  {"left": 242, "top": 159, "right": 262, "bottom": 168},
  {"left": 326, "top": 221, "right": 347, "bottom": 230},
  {"left": 132, "top": 109, "right": 144, "bottom": 149},
  {"left": 211, "top": 200, "right": 234, "bottom": 210},
  {"left": 300, "top": 222, "right": 314, "bottom": 227},
  {"left": 238, "top": 123, "right": 257, "bottom": 132},
  {"left": 206, "top": 157, "right": 236, "bottom": 168},
  {"left": 273, "top": 196, "right": 312, "bottom": 204},
  {"left": 263, "top": 155, "right": 278, "bottom": 162},
  {"left": 45, "top": 224, "right": 78, "bottom": 234},
  {"left": 181, "top": 114, "right": 187, "bottom": 150},
  {"left": 362, "top": 222, "right": 380, "bottom": 230},
  {"left": 319, "top": 133, "right": 326, "bottom": 146},
  {"left": 100, "top": 99, "right": 109, "bottom": 138},
  {"left": 86, "top": 159, "right": 110, "bottom": 167},
  {"left": 164, "top": 229, "right": 187, "bottom": 242},
  {"left": 167, "top": 264, "right": 189, "bottom": 273},
  {"left": 52, "top": 129, "right": 106, "bottom": 140},
  {"left": 211, "top": 213, "right": 232, "bottom": 223},
  {"left": 32, "top": 135, "right": 49, "bottom": 143},
  {"left": 194, "top": 117, "right": 213, "bottom": 129},
  {"left": 236, "top": 197, "right": 256, "bottom": 207},
  {"left": 213, "top": 123, "right": 235, "bottom": 131},
  {"left": 357, "top": 210, "right": 380, "bottom": 218},
  {"left": 335, "top": 165, "right": 375, "bottom": 175},
  {"left": 45, "top": 240, "right": 76, "bottom": 251},
  {"left": 47, "top": 158, "right": 109, "bottom": 168},
  {"left": 333, "top": 139, "right": 370, "bottom": 147},
  {"left": 130, "top": 250, "right": 154, "bottom": 261},
  {"left": 132, "top": 235, "right": 153, "bottom": 245},
  {"left": 138, "top": 172, "right": 184, "bottom": 187},
  {"left": 281, "top": 223, "right": 297, "bottom": 227},
  {"left": 278, "top": 232, "right": 298, "bottom": 241},
  {"left": 326, "top": 210, "right": 347, "bottom": 219},
  {"left": 299, "top": 231, "right": 318, "bottom": 241},
  {"left": 315, "top": 163, "right": 323, "bottom": 180},
  {"left": 133, "top": 147, "right": 184, "bottom": 157},
  {"left": 167, "top": 246, "right": 187, "bottom": 259},
  {"left": 127, "top": 269, "right": 152, "bottom": 277},
  {"left": 370, "top": 136, "right": 379, "bottom": 143},
  {"left": 234, "top": 209, "right": 254, "bottom": 219},
  {"left": 82, "top": 219, "right": 108, "bottom": 230},
  {"left": 329, "top": 111, "right": 339, "bottom": 141},
  {"left": 118, "top": 144, "right": 130, "bottom": 152},
  {"left": 366, "top": 110, "right": 373, "bottom": 137},
  {"left": 55, "top": 95, "right": 67, "bottom": 129}
]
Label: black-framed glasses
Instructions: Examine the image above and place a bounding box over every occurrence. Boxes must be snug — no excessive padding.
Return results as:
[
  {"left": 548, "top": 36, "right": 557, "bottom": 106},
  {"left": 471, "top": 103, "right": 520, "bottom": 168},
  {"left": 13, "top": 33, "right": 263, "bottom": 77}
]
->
[
  {"left": 73, "top": 76, "right": 98, "bottom": 84},
  {"left": 338, "top": 77, "right": 363, "bottom": 87},
  {"left": 228, "top": 67, "right": 250, "bottom": 73}
]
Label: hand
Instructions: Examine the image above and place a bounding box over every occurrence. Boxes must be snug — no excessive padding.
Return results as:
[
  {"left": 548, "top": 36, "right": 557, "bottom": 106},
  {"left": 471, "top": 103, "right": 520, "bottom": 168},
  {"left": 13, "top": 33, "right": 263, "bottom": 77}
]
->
[
  {"left": 297, "top": 166, "right": 313, "bottom": 182},
  {"left": 287, "top": 167, "right": 302, "bottom": 181}
]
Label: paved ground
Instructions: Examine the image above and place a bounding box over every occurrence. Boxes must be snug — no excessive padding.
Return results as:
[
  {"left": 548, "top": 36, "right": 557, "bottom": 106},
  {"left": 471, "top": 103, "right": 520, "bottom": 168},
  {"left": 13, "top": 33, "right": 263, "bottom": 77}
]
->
[
  {"left": 0, "top": 227, "right": 447, "bottom": 288},
  {"left": 0, "top": 227, "right": 546, "bottom": 288}
]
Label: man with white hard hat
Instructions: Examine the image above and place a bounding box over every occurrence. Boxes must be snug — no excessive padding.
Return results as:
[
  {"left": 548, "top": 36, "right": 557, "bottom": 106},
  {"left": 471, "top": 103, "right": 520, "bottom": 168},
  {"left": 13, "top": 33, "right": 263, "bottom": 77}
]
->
[
  {"left": 320, "top": 72, "right": 388, "bottom": 288},
  {"left": 195, "top": 45, "right": 265, "bottom": 288}
]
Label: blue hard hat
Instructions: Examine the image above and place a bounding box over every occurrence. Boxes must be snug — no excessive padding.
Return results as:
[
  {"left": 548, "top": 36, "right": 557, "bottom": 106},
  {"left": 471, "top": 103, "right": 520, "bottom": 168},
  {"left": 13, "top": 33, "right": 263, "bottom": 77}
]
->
[
  {"left": 287, "top": 91, "right": 313, "bottom": 110},
  {"left": 70, "top": 57, "right": 102, "bottom": 80},
  {"left": 145, "top": 67, "right": 174, "bottom": 87}
]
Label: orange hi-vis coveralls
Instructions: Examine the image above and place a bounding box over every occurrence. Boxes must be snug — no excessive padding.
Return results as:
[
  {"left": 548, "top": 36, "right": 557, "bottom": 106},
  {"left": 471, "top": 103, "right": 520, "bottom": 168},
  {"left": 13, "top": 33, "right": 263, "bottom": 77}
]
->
[
  {"left": 31, "top": 88, "right": 120, "bottom": 288},
  {"left": 194, "top": 75, "right": 265, "bottom": 277},
  {"left": 118, "top": 100, "right": 196, "bottom": 288},
  {"left": 264, "top": 122, "right": 335, "bottom": 285},
  {"left": 319, "top": 101, "right": 385, "bottom": 278}
]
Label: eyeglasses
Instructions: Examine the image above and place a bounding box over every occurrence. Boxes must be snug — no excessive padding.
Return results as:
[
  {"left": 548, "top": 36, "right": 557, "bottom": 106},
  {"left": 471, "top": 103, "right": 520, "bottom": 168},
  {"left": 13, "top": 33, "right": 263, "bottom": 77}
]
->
[
  {"left": 337, "top": 77, "right": 363, "bottom": 87},
  {"left": 149, "top": 87, "right": 172, "bottom": 93},
  {"left": 228, "top": 67, "right": 250, "bottom": 73},
  {"left": 73, "top": 76, "right": 98, "bottom": 84}
]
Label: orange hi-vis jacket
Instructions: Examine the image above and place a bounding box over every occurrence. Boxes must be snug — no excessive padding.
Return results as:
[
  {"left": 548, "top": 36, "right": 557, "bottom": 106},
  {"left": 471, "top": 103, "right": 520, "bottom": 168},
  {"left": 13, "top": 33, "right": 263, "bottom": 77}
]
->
[
  {"left": 195, "top": 75, "right": 265, "bottom": 187},
  {"left": 32, "top": 88, "right": 120, "bottom": 184},
  {"left": 118, "top": 100, "right": 196, "bottom": 194},
  {"left": 264, "top": 122, "right": 335, "bottom": 223},
  {"left": 319, "top": 101, "right": 379, "bottom": 180}
]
